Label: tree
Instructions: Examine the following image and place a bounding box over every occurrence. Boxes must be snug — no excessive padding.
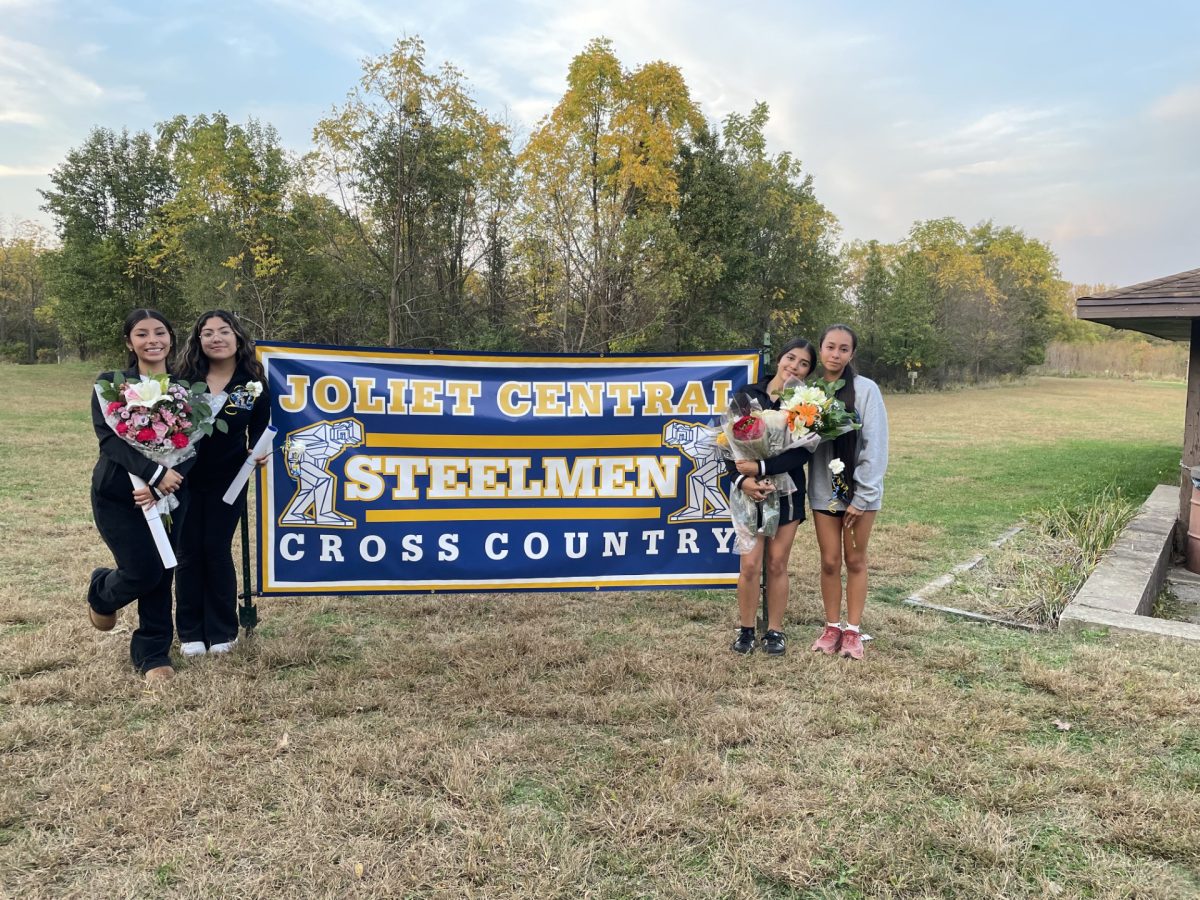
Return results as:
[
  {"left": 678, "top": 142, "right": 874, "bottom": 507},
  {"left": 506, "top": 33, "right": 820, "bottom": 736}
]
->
[
  {"left": 0, "top": 221, "right": 54, "bottom": 362},
  {"left": 311, "top": 36, "right": 514, "bottom": 347},
  {"left": 40, "top": 127, "right": 176, "bottom": 357},
  {"left": 516, "top": 38, "right": 704, "bottom": 351},
  {"left": 673, "top": 103, "right": 842, "bottom": 351},
  {"left": 138, "top": 113, "right": 296, "bottom": 337}
]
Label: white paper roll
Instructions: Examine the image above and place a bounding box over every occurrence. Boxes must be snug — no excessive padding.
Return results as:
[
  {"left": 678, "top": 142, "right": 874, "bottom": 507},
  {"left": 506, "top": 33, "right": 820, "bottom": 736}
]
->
[
  {"left": 222, "top": 425, "right": 277, "bottom": 505},
  {"left": 129, "top": 473, "right": 177, "bottom": 569}
]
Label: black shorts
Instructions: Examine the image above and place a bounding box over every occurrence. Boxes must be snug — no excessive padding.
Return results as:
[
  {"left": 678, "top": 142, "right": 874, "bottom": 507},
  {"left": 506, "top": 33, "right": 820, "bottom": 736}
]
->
[{"left": 813, "top": 508, "right": 845, "bottom": 518}]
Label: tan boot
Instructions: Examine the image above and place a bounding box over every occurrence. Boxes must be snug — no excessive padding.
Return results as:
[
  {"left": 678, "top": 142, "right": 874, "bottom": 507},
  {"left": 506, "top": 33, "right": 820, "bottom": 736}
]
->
[
  {"left": 88, "top": 606, "right": 117, "bottom": 632},
  {"left": 87, "top": 568, "right": 116, "bottom": 631},
  {"left": 144, "top": 665, "right": 175, "bottom": 684}
]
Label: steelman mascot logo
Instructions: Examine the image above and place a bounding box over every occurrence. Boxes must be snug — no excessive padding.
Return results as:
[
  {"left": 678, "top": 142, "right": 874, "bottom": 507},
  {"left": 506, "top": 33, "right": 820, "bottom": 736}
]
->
[
  {"left": 664, "top": 420, "right": 729, "bottom": 523},
  {"left": 280, "top": 418, "right": 364, "bottom": 527}
]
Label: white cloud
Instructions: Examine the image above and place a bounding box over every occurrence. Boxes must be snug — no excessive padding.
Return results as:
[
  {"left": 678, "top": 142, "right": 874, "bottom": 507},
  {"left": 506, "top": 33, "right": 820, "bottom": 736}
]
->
[
  {"left": 0, "top": 163, "right": 52, "bottom": 177},
  {"left": 0, "top": 34, "right": 105, "bottom": 106},
  {"left": 1149, "top": 83, "right": 1200, "bottom": 122}
]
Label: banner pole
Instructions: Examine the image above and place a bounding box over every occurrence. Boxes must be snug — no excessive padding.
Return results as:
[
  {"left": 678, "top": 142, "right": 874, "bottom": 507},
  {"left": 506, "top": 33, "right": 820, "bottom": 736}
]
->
[
  {"left": 238, "top": 486, "right": 258, "bottom": 632},
  {"left": 759, "top": 331, "right": 771, "bottom": 635}
]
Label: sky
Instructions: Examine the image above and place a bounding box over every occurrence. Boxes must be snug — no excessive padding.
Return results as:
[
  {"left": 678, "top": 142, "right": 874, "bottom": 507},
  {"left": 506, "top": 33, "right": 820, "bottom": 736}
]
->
[{"left": 1, "top": 0, "right": 1197, "bottom": 287}]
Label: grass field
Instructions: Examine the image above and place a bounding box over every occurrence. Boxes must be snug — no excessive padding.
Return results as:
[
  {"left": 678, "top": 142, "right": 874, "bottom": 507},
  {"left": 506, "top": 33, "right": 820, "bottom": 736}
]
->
[{"left": 2, "top": 365, "right": 1199, "bottom": 898}]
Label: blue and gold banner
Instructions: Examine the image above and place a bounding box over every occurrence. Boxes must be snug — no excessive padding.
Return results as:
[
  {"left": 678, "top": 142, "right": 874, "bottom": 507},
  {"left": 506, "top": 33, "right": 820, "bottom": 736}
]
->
[{"left": 255, "top": 342, "right": 759, "bottom": 594}]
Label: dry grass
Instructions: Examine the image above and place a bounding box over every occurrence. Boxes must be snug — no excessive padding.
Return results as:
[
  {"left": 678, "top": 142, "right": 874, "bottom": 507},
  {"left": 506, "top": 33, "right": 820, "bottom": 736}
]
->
[{"left": 3, "top": 365, "right": 1200, "bottom": 898}]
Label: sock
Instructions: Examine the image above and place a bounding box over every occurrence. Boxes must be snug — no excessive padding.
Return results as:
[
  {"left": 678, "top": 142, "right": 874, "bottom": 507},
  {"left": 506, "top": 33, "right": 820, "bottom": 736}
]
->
[
  {"left": 826, "top": 622, "right": 841, "bottom": 630},
  {"left": 845, "top": 623, "right": 861, "bottom": 633},
  {"left": 739, "top": 625, "right": 755, "bottom": 634}
]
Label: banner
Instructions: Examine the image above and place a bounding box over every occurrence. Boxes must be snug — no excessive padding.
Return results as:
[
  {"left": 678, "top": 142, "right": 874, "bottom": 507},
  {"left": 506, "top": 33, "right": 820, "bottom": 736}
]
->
[{"left": 255, "top": 342, "right": 759, "bottom": 594}]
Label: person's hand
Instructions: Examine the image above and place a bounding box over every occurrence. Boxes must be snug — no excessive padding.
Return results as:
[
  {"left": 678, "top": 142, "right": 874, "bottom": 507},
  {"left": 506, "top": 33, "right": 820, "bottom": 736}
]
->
[
  {"left": 735, "top": 459, "right": 758, "bottom": 476},
  {"left": 843, "top": 504, "right": 865, "bottom": 529},
  {"left": 254, "top": 453, "right": 270, "bottom": 467},
  {"left": 157, "top": 468, "right": 183, "bottom": 494},
  {"left": 740, "top": 477, "right": 772, "bottom": 502},
  {"left": 131, "top": 485, "right": 157, "bottom": 510}
]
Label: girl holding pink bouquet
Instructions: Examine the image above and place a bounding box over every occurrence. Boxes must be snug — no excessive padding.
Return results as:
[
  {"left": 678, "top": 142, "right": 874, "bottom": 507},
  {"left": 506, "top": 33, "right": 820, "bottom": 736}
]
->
[
  {"left": 175, "top": 310, "right": 271, "bottom": 658},
  {"left": 726, "top": 338, "right": 816, "bottom": 656},
  {"left": 807, "top": 324, "right": 889, "bottom": 661},
  {"left": 87, "top": 309, "right": 195, "bottom": 683}
]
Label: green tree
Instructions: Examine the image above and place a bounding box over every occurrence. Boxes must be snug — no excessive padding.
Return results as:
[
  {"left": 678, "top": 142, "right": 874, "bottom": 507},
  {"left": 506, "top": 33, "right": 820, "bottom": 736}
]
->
[
  {"left": 673, "top": 104, "right": 842, "bottom": 351},
  {"left": 0, "top": 221, "right": 54, "bottom": 362},
  {"left": 312, "top": 36, "right": 514, "bottom": 347},
  {"left": 40, "top": 127, "right": 175, "bottom": 357},
  {"left": 139, "top": 113, "right": 296, "bottom": 337}
]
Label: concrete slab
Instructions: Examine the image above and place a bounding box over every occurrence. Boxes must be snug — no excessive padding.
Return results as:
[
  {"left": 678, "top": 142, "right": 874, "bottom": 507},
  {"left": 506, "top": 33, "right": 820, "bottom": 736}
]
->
[{"left": 1060, "top": 484, "right": 1200, "bottom": 642}]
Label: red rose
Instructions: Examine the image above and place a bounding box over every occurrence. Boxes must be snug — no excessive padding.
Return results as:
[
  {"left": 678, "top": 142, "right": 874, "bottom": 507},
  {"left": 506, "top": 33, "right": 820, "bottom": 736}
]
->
[
  {"left": 115, "top": 422, "right": 129, "bottom": 435},
  {"left": 135, "top": 427, "right": 156, "bottom": 443},
  {"left": 106, "top": 400, "right": 122, "bottom": 414},
  {"left": 732, "top": 415, "right": 765, "bottom": 441},
  {"left": 170, "top": 432, "right": 189, "bottom": 449}
]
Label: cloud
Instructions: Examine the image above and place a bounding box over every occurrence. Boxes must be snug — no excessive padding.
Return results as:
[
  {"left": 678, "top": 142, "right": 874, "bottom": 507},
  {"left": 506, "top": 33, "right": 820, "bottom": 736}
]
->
[
  {"left": 0, "top": 34, "right": 104, "bottom": 108},
  {"left": 0, "top": 163, "right": 53, "bottom": 177},
  {"left": 1149, "top": 83, "right": 1200, "bottom": 122}
]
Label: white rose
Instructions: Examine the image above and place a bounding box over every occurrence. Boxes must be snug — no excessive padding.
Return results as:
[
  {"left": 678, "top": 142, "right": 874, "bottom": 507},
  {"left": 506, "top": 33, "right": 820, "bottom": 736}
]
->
[
  {"left": 758, "top": 409, "right": 788, "bottom": 428},
  {"left": 123, "top": 377, "right": 169, "bottom": 408},
  {"left": 245, "top": 380, "right": 264, "bottom": 398},
  {"left": 828, "top": 458, "right": 845, "bottom": 475}
]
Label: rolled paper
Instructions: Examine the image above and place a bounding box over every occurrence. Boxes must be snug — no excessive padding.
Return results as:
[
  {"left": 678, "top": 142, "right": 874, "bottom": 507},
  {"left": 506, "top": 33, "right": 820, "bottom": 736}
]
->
[
  {"left": 223, "top": 425, "right": 277, "bottom": 505},
  {"left": 129, "top": 473, "right": 177, "bottom": 569}
]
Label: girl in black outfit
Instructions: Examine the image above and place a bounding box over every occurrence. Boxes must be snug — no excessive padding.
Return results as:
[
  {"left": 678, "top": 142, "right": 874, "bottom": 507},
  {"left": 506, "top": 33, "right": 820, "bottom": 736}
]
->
[
  {"left": 726, "top": 338, "right": 817, "bottom": 656},
  {"left": 175, "top": 310, "right": 271, "bottom": 657},
  {"left": 87, "top": 309, "right": 191, "bottom": 683}
]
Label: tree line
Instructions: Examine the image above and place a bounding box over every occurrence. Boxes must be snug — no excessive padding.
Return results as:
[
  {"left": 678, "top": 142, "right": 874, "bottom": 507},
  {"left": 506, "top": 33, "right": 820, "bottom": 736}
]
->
[{"left": 1, "top": 36, "right": 1111, "bottom": 386}]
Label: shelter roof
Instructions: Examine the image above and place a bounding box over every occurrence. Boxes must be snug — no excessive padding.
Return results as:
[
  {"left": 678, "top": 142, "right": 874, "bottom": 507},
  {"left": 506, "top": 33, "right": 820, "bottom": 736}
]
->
[{"left": 1076, "top": 268, "right": 1200, "bottom": 341}]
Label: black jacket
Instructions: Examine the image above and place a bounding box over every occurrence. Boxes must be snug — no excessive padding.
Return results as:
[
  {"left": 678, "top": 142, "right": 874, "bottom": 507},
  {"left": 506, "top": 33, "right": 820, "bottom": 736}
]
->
[
  {"left": 91, "top": 367, "right": 197, "bottom": 503},
  {"left": 724, "top": 378, "right": 810, "bottom": 495},
  {"left": 187, "top": 362, "right": 272, "bottom": 490}
]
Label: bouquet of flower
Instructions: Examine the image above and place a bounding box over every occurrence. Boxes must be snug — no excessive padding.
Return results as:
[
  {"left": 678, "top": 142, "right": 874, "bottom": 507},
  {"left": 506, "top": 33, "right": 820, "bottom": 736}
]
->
[
  {"left": 94, "top": 374, "right": 227, "bottom": 566},
  {"left": 718, "top": 395, "right": 820, "bottom": 554},
  {"left": 777, "top": 378, "right": 861, "bottom": 443}
]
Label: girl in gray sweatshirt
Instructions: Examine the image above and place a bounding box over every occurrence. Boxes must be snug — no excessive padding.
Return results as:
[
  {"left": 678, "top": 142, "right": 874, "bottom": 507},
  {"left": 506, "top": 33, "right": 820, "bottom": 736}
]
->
[{"left": 807, "top": 324, "right": 889, "bottom": 660}]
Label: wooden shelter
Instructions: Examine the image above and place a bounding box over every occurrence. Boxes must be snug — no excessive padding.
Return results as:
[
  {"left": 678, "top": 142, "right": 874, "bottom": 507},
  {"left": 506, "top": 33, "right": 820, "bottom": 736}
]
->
[{"left": 1077, "top": 269, "right": 1200, "bottom": 542}]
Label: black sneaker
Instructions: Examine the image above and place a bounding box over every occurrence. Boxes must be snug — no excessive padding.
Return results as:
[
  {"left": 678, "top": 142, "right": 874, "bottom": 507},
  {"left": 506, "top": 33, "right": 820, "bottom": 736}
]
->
[
  {"left": 762, "top": 630, "right": 787, "bottom": 655},
  {"left": 730, "top": 627, "right": 757, "bottom": 654}
]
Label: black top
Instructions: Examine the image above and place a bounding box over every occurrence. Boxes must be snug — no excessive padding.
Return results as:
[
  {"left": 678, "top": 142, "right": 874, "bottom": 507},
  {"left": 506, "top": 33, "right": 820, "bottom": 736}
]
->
[
  {"left": 188, "top": 362, "right": 272, "bottom": 489},
  {"left": 91, "top": 366, "right": 198, "bottom": 502},
  {"left": 725, "top": 377, "right": 810, "bottom": 495}
]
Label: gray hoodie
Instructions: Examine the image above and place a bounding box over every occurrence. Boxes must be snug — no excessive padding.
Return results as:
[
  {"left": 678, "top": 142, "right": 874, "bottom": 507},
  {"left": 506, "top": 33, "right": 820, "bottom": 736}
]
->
[{"left": 807, "top": 373, "right": 889, "bottom": 512}]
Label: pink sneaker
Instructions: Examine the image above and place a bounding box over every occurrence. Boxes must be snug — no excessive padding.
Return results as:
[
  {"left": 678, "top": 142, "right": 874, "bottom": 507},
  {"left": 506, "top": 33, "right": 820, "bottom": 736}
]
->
[
  {"left": 810, "top": 625, "right": 842, "bottom": 654},
  {"left": 839, "top": 630, "right": 864, "bottom": 660}
]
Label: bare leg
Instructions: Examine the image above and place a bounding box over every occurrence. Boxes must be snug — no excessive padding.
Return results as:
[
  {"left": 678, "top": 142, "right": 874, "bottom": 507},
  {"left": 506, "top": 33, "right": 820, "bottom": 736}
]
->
[
  {"left": 735, "top": 537, "right": 765, "bottom": 628},
  {"left": 765, "top": 520, "right": 800, "bottom": 632},
  {"left": 843, "top": 511, "right": 876, "bottom": 627},
  {"left": 813, "top": 512, "right": 846, "bottom": 623}
]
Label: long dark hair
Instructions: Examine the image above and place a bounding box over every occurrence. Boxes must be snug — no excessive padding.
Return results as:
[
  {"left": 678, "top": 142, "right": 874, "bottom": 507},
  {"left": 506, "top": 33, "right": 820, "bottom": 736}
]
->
[
  {"left": 771, "top": 337, "right": 816, "bottom": 386},
  {"left": 819, "top": 323, "right": 859, "bottom": 498},
  {"left": 123, "top": 308, "right": 176, "bottom": 370},
  {"left": 177, "top": 310, "right": 265, "bottom": 383}
]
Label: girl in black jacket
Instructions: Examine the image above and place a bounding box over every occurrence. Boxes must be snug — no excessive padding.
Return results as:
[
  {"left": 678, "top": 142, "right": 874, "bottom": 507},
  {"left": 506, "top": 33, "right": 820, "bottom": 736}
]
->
[
  {"left": 87, "top": 309, "right": 192, "bottom": 683},
  {"left": 175, "top": 311, "right": 271, "bottom": 657},
  {"left": 726, "top": 338, "right": 816, "bottom": 656}
]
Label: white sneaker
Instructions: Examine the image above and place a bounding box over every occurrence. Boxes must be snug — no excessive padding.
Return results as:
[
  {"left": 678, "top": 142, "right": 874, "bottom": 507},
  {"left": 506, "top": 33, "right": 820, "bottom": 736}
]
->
[
  {"left": 209, "top": 638, "right": 238, "bottom": 655},
  {"left": 180, "top": 641, "right": 207, "bottom": 657}
]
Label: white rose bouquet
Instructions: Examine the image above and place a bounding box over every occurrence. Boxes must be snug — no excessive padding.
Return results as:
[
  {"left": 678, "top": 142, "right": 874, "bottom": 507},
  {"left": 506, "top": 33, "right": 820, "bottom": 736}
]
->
[{"left": 717, "top": 395, "right": 820, "bottom": 554}]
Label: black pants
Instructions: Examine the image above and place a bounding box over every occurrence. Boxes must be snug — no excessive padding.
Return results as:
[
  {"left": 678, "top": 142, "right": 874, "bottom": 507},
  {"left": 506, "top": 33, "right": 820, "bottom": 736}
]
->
[
  {"left": 175, "top": 486, "right": 243, "bottom": 647},
  {"left": 90, "top": 490, "right": 189, "bottom": 674}
]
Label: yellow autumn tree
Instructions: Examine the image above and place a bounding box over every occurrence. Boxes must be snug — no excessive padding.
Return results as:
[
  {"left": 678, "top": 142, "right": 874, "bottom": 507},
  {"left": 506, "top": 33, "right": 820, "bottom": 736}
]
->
[{"left": 516, "top": 38, "right": 703, "bottom": 351}]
